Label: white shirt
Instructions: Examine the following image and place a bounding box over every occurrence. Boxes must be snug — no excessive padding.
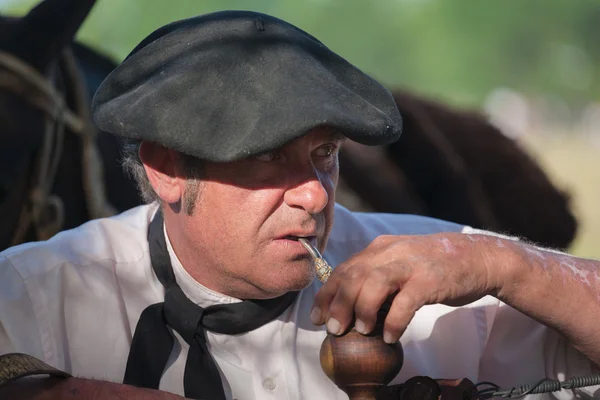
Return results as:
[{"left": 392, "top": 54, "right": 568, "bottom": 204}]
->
[{"left": 0, "top": 203, "right": 596, "bottom": 399}]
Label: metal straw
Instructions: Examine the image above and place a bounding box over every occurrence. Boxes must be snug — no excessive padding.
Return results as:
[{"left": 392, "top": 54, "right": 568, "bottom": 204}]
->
[{"left": 298, "top": 238, "right": 333, "bottom": 283}]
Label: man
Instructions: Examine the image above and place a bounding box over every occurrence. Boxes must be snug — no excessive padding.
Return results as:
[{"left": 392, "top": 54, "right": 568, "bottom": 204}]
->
[{"left": 1, "top": 10, "right": 599, "bottom": 400}]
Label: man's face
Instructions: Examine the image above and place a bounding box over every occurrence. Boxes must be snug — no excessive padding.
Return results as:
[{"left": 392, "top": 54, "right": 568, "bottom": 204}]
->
[{"left": 172, "top": 127, "right": 345, "bottom": 299}]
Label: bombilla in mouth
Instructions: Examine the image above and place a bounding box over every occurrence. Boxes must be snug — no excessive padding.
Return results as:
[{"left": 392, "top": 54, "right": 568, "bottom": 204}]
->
[
  {"left": 298, "top": 238, "right": 333, "bottom": 283},
  {"left": 298, "top": 237, "right": 322, "bottom": 259}
]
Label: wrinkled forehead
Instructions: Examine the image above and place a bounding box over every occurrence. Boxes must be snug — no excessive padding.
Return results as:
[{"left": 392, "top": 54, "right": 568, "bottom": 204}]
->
[
  {"left": 295, "top": 126, "right": 347, "bottom": 143},
  {"left": 265, "top": 126, "right": 347, "bottom": 151}
]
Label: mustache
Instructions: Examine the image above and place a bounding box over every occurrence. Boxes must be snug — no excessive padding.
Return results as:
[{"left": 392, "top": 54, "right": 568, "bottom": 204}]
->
[
  {"left": 273, "top": 213, "right": 327, "bottom": 236},
  {"left": 300, "top": 213, "right": 326, "bottom": 231}
]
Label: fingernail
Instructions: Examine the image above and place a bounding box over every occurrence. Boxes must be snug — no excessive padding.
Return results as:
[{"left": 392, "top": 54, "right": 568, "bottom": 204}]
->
[
  {"left": 355, "top": 319, "right": 367, "bottom": 335},
  {"left": 326, "top": 318, "right": 342, "bottom": 335},
  {"left": 310, "top": 307, "right": 322, "bottom": 324},
  {"left": 383, "top": 331, "right": 396, "bottom": 344}
]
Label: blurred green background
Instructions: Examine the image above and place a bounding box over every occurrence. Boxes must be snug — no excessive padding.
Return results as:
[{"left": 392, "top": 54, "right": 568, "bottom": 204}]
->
[{"left": 2, "top": 0, "right": 599, "bottom": 258}]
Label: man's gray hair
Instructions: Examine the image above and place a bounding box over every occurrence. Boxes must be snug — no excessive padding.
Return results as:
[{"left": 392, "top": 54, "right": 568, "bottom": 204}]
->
[{"left": 121, "top": 139, "right": 204, "bottom": 215}]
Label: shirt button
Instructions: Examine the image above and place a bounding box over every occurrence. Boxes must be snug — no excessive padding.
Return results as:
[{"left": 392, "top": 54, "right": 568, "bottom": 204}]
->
[{"left": 262, "top": 377, "right": 276, "bottom": 391}]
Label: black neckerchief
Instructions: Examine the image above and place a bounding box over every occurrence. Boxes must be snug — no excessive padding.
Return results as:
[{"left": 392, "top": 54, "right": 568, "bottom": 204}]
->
[{"left": 123, "top": 211, "right": 299, "bottom": 399}]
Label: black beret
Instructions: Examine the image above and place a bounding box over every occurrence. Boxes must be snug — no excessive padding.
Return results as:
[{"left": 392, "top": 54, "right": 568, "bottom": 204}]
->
[{"left": 92, "top": 10, "right": 402, "bottom": 162}]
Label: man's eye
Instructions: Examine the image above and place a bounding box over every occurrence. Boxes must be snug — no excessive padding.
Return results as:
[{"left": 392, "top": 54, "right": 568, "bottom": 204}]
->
[
  {"left": 315, "top": 144, "right": 335, "bottom": 157},
  {"left": 254, "top": 151, "right": 281, "bottom": 162}
]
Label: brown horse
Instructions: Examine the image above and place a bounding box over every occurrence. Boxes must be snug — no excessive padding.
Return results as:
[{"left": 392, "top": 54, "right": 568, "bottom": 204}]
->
[
  {"left": 0, "top": 0, "right": 141, "bottom": 250},
  {"left": 0, "top": 0, "right": 578, "bottom": 252},
  {"left": 338, "top": 90, "right": 578, "bottom": 250}
]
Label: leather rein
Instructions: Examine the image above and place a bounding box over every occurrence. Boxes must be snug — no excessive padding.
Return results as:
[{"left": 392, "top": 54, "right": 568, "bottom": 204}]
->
[{"left": 0, "top": 48, "right": 115, "bottom": 246}]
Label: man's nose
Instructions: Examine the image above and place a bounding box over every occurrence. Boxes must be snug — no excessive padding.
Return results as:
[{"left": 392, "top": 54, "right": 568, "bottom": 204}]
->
[{"left": 283, "top": 173, "right": 329, "bottom": 215}]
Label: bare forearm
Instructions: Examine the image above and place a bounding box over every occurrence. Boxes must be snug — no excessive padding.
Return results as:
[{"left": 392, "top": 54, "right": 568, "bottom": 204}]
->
[
  {"left": 494, "top": 237, "right": 600, "bottom": 366},
  {"left": 0, "top": 376, "right": 188, "bottom": 400}
]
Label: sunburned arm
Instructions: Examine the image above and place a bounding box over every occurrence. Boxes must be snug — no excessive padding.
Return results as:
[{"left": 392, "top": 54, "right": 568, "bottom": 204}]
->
[
  {"left": 0, "top": 376, "right": 188, "bottom": 400},
  {"left": 495, "top": 236, "right": 600, "bottom": 367}
]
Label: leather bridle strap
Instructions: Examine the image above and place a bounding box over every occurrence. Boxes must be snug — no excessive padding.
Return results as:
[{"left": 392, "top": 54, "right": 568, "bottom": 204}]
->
[
  {"left": 0, "top": 49, "right": 84, "bottom": 134},
  {"left": 0, "top": 48, "right": 116, "bottom": 246}
]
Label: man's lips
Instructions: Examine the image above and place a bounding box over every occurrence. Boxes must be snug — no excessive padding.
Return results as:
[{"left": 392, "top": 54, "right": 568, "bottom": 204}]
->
[
  {"left": 271, "top": 235, "right": 320, "bottom": 261},
  {"left": 279, "top": 235, "right": 317, "bottom": 244},
  {"left": 274, "top": 233, "right": 318, "bottom": 248}
]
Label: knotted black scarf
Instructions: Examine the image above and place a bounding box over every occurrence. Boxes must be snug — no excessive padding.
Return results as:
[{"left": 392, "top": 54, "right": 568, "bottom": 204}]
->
[{"left": 123, "top": 211, "right": 298, "bottom": 399}]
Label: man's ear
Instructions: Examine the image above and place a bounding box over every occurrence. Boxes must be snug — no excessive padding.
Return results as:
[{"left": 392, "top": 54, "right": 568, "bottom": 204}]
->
[{"left": 139, "top": 141, "right": 184, "bottom": 204}]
